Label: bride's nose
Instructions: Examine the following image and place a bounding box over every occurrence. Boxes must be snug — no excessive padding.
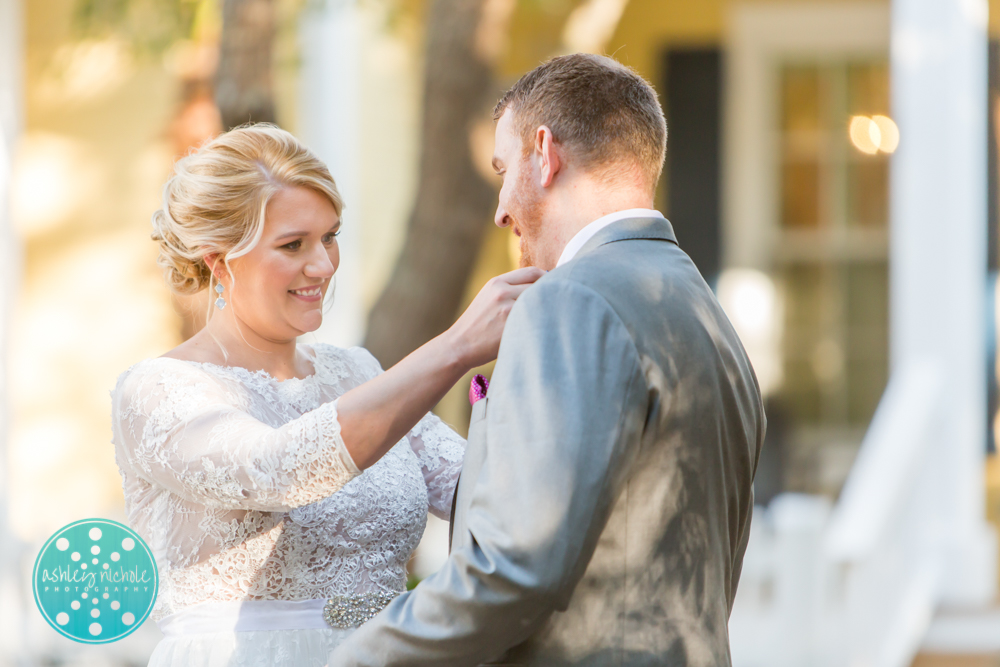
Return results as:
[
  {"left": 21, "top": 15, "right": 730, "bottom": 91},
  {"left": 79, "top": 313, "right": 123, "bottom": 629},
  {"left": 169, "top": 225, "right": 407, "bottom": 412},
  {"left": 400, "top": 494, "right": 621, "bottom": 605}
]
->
[{"left": 304, "top": 246, "right": 337, "bottom": 279}]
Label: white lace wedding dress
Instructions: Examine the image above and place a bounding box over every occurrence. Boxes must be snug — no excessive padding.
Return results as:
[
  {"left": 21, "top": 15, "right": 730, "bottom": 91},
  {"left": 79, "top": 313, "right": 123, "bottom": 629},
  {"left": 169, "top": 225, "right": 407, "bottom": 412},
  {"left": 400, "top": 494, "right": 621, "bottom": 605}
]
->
[{"left": 110, "top": 343, "right": 465, "bottom": 666}]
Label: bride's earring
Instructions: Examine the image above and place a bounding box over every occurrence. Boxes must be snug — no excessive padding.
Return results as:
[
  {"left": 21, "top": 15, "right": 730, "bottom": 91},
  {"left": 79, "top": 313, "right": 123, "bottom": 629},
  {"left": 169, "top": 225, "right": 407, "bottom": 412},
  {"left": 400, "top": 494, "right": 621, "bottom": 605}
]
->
[{"left": 214, "top": 282, "right": 226, "bottom": 310}]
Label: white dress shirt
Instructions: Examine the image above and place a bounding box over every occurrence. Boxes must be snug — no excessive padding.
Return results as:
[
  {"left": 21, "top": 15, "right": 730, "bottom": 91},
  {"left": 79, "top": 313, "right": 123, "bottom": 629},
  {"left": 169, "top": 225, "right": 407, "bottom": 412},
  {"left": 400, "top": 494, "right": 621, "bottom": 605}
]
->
[{"left": 556, "top": 208, "right": 666, "bottom": 267}]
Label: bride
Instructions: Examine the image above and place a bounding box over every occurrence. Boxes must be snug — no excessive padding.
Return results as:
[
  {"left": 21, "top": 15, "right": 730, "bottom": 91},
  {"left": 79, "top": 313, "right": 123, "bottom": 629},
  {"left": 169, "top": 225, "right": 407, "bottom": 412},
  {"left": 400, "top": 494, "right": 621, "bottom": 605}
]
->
[{"left": 111, "top": 124, "right": 540, "bottom": 666}]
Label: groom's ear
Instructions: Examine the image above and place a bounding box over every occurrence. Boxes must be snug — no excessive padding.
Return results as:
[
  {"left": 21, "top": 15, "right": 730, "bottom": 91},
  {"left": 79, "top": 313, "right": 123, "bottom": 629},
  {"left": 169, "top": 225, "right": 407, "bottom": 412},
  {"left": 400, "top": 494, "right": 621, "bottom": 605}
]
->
[{"left": 534, "top": 125, "right": 561, "bottom": 189}]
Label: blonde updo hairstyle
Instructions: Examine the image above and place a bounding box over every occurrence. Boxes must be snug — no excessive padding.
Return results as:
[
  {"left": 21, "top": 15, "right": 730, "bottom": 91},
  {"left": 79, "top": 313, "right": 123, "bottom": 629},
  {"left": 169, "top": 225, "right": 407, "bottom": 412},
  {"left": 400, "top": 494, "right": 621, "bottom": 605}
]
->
[{"left": 151, "top": 123, "right": 343, "bottom": 310}]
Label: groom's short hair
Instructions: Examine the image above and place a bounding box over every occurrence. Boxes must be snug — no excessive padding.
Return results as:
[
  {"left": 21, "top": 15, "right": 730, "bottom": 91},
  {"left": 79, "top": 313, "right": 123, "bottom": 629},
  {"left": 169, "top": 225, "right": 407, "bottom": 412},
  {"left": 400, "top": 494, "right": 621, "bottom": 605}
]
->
[{"left": 493, "top": 53, "right": 667, "bottom": 189}]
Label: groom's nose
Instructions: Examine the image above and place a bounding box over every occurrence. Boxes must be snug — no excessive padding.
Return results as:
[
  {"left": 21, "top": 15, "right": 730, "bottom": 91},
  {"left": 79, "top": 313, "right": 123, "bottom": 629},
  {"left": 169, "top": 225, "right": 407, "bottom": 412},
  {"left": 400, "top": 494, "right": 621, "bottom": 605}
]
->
[{"left": 495, "top": 203, "right": 510, "bottom": 228}]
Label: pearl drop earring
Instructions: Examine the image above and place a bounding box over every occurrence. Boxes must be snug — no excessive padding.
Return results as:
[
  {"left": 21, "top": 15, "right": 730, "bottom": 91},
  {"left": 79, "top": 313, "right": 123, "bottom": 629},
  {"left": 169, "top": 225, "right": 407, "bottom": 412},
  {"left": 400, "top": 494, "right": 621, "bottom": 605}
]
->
[{"left": 215, "top": 282, "right": 226, "bottom": 310}]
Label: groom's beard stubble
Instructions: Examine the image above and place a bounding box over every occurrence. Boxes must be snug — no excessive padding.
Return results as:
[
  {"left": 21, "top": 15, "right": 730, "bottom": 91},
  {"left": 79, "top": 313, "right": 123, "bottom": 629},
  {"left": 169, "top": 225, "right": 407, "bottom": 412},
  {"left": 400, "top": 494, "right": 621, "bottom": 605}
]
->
[
  {"left": 511, "top": 168, "right": 545, "bottom": 269},
  {"left": 518, "top": 237, "right": 535, "bottom": 268}
]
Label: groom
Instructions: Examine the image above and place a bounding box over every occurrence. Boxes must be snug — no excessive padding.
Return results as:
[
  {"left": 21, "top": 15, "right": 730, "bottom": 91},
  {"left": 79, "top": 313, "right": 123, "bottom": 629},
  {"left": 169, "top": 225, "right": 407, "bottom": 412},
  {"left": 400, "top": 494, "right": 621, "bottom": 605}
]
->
[{"left": 330, "top": 54, "right": 765, "bottom": 666}]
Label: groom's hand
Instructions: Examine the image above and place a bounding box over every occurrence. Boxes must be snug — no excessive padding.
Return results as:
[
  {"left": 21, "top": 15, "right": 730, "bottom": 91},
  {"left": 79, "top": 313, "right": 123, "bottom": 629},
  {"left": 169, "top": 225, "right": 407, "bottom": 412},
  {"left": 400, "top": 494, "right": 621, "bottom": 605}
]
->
[{"left": 447, "top": 267, "right": 545, "bottom": 369}]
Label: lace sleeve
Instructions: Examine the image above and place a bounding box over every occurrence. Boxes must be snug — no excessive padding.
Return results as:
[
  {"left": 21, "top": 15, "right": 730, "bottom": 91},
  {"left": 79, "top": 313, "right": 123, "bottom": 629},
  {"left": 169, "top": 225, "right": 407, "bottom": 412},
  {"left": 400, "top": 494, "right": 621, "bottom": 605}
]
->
[
  {"left": 112, "top": 359, "right": 360, "bottom": 512},
  {"left": 343, "top": 345, "right": 385, "bottom": 382},
  {"left": 343, "top": 346, "right": 466, "bottom": 519},
  {"left": 407, "top": 412, "right": 466, "bottom": 520}
]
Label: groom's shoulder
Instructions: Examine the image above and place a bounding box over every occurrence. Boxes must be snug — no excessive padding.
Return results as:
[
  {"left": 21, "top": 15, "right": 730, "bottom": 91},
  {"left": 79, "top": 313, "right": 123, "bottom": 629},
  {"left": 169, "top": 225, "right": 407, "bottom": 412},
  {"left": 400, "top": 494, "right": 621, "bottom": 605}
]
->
[
  {"left": 518, "top": 270, "right": 616, "bottom": 314},
  {"left": 554, "top": 233, "right": 707, "bottom": 305},
  {"left": 520, "top": 255, "right": 635, "bottom": 319},
  {"left": 508, "top": 271, "right": 636, "bottom": 342},
  {"left": 539, "top": 235, "right": 727, "bottom": 352}
]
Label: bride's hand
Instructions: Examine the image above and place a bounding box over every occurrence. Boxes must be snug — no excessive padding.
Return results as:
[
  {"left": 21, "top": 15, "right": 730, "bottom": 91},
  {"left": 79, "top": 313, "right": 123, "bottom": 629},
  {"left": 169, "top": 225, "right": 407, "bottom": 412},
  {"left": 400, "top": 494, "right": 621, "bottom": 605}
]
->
[
  {"left": 447, "top": 267, "right": 545, "bottom": 369},
  {"left": 336, "top": 266, "right": 543, "bottom": 469}
]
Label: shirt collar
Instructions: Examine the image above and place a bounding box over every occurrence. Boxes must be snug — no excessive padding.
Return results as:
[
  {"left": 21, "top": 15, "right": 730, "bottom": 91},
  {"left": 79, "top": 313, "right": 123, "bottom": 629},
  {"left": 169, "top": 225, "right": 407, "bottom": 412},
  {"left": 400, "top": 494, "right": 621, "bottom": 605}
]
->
[{"left": 555, "top": 208, "right": 666, "bottom": 267}]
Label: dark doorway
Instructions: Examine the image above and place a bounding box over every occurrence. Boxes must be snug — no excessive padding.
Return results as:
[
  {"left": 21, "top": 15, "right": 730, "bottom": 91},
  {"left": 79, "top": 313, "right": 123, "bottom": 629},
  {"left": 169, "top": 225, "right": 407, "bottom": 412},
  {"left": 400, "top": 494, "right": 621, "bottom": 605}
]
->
[{"left": 663, "top": 48, "right": 723, "bottom": 285}]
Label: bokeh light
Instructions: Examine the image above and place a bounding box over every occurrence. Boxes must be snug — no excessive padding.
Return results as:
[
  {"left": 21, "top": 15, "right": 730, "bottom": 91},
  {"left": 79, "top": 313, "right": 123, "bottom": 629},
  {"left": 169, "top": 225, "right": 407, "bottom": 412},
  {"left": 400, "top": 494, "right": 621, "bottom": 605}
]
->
[
  {"left": 849, "top": 114, "right": 899, "bottom": 154},
  {"left": 872, "top": 115, "right": 900, "bottom": 153},
  {"left": 850, "top": 115, "right": 880, "bottom": 154}
]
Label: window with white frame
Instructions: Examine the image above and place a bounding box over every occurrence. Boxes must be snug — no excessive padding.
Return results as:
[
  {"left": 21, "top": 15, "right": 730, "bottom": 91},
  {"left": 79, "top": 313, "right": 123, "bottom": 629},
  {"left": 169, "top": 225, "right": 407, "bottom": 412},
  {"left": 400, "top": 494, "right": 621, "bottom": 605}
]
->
[
  {"left": 775, "top": 60, "right": 891, "bottom": 493},
  {"left": 724, "top": 3, "right": 892, "bottom": 497}
]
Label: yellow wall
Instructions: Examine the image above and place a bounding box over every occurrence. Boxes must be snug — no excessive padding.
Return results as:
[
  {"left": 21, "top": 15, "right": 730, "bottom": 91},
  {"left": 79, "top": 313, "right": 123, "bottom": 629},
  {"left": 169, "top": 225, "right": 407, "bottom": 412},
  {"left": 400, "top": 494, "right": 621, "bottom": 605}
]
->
[
  {"left": 609, "top": 0, "right": 724, "bottom": 83},
  {"left": 614, "top": 0, "right": 1000, "bottom": 95},
  {"left": 505, "top": 0, "right": 1000, "bottom": 122},
  {"left": 11, "top": 0, "right": 182, "bottom": 540}
]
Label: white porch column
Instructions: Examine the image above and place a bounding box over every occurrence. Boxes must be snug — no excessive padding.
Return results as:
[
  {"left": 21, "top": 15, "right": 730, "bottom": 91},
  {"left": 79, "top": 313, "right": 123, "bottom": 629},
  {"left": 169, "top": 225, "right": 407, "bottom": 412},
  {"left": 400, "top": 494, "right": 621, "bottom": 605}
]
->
[
  {"left": 890, "top": 0, "right": 995, "bottom": 603},
  {"left": 298, "top": 0, "right": 365, "bottom": 347},
  {"left": 0, "top": 0, "right": 22, "bottom": 662}
]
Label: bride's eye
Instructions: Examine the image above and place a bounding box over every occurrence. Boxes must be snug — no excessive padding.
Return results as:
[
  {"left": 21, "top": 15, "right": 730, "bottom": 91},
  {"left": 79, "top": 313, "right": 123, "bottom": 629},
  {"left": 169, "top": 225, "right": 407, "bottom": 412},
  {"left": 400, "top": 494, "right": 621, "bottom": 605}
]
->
[
  {"left": 323, "top": 232, "right": 339, "bottom": 244},
  {"left": 282, "top": 240, "right": 302, "bottom": 250}
]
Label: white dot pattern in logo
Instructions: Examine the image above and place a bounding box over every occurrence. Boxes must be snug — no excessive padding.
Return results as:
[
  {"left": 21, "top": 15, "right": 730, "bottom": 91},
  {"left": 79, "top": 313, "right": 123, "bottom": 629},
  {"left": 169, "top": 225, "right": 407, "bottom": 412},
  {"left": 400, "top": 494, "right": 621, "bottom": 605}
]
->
[{"left": 33, "top": 519, "right": 158, "bottom": 644}]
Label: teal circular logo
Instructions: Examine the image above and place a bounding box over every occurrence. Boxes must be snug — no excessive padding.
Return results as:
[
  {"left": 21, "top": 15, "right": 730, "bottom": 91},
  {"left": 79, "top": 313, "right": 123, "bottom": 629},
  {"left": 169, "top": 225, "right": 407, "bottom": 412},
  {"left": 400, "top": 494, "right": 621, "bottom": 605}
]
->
[{"left": 33, "top": 519, "right": 158, "bottom": 643}]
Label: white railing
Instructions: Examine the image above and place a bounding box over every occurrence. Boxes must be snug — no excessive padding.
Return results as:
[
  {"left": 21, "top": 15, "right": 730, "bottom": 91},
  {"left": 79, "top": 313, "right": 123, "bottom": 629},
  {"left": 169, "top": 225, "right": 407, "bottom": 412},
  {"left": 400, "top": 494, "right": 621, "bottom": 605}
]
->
[
  {"left": 825, "top": 361, "right": 944, "bottom": 562},
  {"left": 730, "top": 361, "right": 950, "bottom": 667},
  {"left": 824, "top": 360, "right": 946, "bottom": 667}
]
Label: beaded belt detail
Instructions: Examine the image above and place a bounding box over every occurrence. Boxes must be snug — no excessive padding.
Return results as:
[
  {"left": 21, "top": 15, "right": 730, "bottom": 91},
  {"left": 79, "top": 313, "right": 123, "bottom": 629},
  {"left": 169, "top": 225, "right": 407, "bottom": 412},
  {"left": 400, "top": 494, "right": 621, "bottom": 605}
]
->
[{"left": 322, "top": 592, "right": 400, "bottom": 629}]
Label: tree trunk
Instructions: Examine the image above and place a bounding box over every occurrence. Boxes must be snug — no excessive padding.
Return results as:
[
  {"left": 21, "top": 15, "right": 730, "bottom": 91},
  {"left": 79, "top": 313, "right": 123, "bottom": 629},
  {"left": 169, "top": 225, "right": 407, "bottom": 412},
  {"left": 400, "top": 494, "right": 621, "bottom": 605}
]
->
[
  {"left": 363, "top": 0, "right": 501, "bottom": 368},
  {"left": 215, "top": 0, "right": 277, "bottom": 129}
]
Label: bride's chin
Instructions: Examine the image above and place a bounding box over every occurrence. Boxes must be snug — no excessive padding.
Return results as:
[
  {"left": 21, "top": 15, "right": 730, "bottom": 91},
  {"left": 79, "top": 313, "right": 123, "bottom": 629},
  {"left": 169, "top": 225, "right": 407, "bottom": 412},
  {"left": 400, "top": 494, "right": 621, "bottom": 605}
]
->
[{"left": 296, "top": 311, "right": 324, "bottom": 333}]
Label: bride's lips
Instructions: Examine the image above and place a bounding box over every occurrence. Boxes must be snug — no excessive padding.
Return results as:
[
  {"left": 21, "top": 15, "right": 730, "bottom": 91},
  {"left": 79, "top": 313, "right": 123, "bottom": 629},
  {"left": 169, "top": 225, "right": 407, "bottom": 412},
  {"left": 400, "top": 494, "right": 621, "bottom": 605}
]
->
[{"left": 288, "top": 284, "right": 324, "bottom": 302}]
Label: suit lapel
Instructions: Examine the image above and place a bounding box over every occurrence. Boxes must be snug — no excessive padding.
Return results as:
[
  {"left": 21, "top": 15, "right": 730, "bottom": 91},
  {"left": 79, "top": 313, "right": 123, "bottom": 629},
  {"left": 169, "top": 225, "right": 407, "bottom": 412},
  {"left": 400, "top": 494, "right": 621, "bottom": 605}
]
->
[
  {"left": 448, "top": 473, "right": 460, "bottom": 552},
  {"left": 450, "top": 397, "right": 490, "bottom": 553}
]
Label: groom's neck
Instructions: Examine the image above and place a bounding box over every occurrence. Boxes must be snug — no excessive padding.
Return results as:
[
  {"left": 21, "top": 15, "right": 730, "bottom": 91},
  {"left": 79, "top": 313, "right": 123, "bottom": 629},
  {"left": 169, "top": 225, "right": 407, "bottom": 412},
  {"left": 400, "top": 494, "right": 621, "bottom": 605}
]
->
[{"left": 540, "top": 172, "right": 656, "bottom": 265}]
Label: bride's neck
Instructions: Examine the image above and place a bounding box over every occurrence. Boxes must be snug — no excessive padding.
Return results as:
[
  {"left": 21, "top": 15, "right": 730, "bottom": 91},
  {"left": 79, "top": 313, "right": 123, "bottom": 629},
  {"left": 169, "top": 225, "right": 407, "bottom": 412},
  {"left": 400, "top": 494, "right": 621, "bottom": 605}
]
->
[{"left": 199, "top": 314, "right": 305, "bottom": 380}]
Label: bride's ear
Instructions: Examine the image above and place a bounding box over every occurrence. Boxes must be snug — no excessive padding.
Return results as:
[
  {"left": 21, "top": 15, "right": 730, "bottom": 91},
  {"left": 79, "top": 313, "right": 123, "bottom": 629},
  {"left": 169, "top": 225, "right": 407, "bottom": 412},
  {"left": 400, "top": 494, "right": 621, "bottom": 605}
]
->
[{"left": 204, "top": 253, "right": 225, "bottom": 282}]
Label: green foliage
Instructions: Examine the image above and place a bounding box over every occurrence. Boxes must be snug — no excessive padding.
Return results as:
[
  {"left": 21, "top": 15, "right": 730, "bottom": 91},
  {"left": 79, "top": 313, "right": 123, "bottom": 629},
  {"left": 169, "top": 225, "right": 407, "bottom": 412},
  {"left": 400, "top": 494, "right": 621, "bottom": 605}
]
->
[{"left": 71, "top": 0, "right": 214, "bottom": 56}]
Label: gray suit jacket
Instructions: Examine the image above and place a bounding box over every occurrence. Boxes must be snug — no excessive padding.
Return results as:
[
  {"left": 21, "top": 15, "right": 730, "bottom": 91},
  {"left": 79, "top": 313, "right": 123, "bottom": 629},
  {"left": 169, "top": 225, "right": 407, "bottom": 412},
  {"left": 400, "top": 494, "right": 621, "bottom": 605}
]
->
[{"left": 329, "top": 217, "right": 765, "bottom": 666}]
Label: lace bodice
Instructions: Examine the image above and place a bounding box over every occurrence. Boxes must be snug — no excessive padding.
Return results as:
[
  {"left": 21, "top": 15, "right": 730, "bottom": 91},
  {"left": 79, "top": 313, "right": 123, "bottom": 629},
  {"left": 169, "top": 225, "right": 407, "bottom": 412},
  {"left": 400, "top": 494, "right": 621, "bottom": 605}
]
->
[{"left": 111, "top": 343, "right": 465, "bottom": 622}]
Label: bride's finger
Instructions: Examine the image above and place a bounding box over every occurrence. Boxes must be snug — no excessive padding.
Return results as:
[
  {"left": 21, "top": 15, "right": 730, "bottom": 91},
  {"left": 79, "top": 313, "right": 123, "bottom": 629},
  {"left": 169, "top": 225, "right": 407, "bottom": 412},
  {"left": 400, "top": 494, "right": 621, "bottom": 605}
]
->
[
  {"left": 504, "top": 282, "right": 535, "bottom": 300},
  {"left": 498, "top": 267, "right": 545, "bottom": 285}
]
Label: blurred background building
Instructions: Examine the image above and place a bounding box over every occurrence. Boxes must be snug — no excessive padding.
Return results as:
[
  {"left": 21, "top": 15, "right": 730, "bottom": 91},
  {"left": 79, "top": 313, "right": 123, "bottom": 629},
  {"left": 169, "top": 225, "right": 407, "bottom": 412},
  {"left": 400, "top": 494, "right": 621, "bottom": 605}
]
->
[{"left": 0, "top": 0, "right": 998, "bottom": 665}]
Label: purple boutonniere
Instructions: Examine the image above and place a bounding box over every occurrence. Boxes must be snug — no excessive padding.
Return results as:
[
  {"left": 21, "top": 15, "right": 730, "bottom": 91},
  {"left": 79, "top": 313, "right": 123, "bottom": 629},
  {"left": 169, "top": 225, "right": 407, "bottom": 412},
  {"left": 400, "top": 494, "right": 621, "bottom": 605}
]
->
[{"left": 469, "top": 374, "right": 489, "bottom": 405}]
